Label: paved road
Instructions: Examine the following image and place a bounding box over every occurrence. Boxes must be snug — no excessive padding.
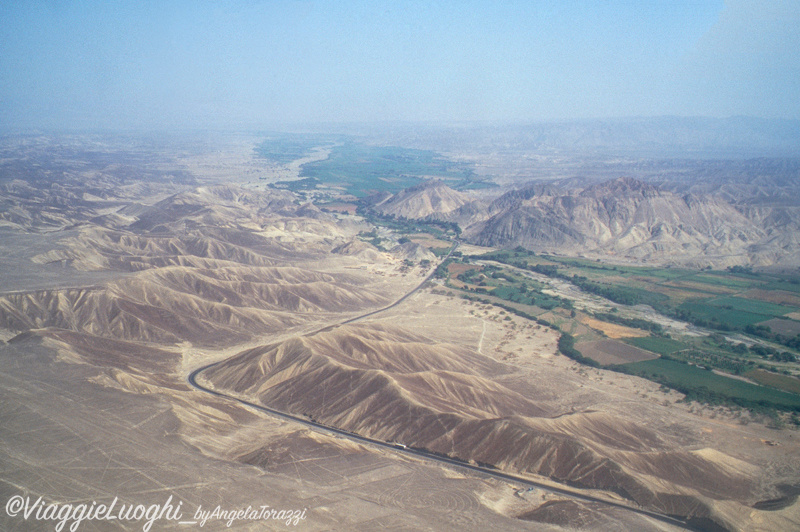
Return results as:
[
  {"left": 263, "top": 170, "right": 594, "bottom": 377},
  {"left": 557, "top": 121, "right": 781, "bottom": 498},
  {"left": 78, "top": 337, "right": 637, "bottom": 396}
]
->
[{"left": 187, "top": 243, "right": 702, "bottom": 532}]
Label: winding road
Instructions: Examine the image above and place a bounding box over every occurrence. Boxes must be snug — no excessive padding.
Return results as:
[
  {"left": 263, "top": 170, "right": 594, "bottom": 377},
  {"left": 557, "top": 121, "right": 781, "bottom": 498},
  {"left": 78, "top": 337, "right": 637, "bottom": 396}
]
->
[{"left": 187, "top": 243, "right": 702, "bottom": 532}]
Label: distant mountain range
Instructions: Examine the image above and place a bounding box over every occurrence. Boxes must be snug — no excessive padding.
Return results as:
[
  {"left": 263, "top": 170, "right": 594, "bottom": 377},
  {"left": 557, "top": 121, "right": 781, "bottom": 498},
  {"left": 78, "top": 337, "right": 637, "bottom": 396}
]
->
[{"left": 350, "top": 116, "right": 800, "bottom": 159}]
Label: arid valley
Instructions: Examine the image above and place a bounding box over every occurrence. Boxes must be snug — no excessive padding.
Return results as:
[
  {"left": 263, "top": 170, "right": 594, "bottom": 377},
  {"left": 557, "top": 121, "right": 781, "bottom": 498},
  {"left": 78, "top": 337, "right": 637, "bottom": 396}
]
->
[{"left": 1, "top": 126, "right": 800, "bottom": 531}]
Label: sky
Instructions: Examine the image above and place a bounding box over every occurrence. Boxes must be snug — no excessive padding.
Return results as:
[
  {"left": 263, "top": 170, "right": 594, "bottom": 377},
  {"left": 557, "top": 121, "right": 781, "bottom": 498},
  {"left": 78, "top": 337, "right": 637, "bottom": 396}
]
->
[{"left": 1, "top": 0, "right": 799, "bottom": 130}]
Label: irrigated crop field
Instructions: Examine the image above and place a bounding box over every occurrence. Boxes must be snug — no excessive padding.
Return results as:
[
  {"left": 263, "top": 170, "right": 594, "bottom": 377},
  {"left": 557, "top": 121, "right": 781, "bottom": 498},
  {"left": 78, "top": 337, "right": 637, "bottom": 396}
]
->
[
  {"left": 440, "top": 248, "right": 800, "bottom": 416},
  {"left": 574, "top": 339, "right": 659, "bottom": 365},
  {"left": 621, "top": 358, "right": 800, "bottom": 410},
  {"left": 298, "top": 143, "right": 475, "bottom": 197}
]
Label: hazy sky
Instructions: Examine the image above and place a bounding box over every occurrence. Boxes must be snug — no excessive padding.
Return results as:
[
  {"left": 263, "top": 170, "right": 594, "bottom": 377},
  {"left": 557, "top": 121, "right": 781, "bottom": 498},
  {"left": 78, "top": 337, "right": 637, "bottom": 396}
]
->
[{"left": 2, "top": 0, "right": 799, "bottom": 130}]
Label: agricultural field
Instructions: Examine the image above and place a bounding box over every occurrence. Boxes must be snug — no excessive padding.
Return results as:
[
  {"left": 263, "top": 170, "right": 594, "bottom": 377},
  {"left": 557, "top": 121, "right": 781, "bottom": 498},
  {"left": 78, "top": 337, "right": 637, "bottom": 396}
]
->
[
  {"left": 675, "top": 298, "right": 788, "bottom": 329},
  {"left": 619, "top": 358, "right": 800, "bottom": 411},
  {"left": 745, "top": 369, "right": 800, "bottom": 395},
  {"left": 446, "top": 261, "right": 571, "bottom": 312},
  {"left": 744, "top": 288, "right": 800, "bottom": 306},
  {"left": 625, "top": 334, "right": 759, "bottom": 378},
  {"left": 440, "top": 248, "right": 800, "bottom": 415},
  {"left": 405, "top": 233, "right": 452, "bottom": 251},
  {"left": 757, "top": 317, "right": 800, "bottom": 337},
  {"left": 298, "top": 142, "right": 475, "bottom": 197},
  {"left": 711, "top": 295, "right": 794, "bottom": 316},
  {"left": 574, "top": 339, "right": 659, "bottom": 365},
  {"left": 625, "top": 336, "right": 688, "bottom": 356},
  {"left": 478, "top": 249, "right": 800, "bottom": 336},
  {"left": 255, "top": 134, "right": 338, "bottom": 164},
  {"left": 576, "top": 315, "right": 645, "bottom": 338}
]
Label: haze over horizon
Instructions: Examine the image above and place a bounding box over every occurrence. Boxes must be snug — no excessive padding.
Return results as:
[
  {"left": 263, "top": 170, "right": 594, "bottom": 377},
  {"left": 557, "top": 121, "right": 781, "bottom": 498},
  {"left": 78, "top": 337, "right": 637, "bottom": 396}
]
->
[{"left": 2, "top": 0, "right": 799, "bottom": 131}]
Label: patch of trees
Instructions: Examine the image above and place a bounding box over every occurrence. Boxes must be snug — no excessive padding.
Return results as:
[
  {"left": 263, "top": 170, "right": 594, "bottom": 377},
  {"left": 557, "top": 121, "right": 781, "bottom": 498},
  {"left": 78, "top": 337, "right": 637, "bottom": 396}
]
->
[
  {"left": 477, "top": 252, "right": 661, "bottom": 307},
  {"left": 666, "top": 307, "right": 733, "bottom": 331},
  {"left": 489, "top": 270, "right": 516, "bottom": 283},
  {"left": 592, "top": 312, "right": 664, "bottom": 335},
  {"left": 434, "top": 258, "right": 454, "bottom": 280},
  {"left": 489, "top": 284, "right": 571, "bottom": 311},
  {"left": 744, "top": 323, "right": 800, "bottom": 354},
  {"left": 457, "top": 268, "right": 482, "bottom": 283},
  {"left": 457, "top": 295, "right": 554, "bottom": 329},
  {"left": 358, "top": 206, "right": 462, "bottom": 237},
  {"left": 748, "top": 342, "right": 797, "bottom": 363},
  {"left": 567, "top": 275, "right": 659, "bottom": 306},
  {"left": 674, "top": 348, "right": 752, "bottom": 376},
  {"left": 528, "top": 263, "right": 560, "bottom": 277},
  {"left": 270, "top": 177, "right": 320, "bottom": 191},
  {"left": 726, "top": 265, "right": 755, "bottom": 276}
]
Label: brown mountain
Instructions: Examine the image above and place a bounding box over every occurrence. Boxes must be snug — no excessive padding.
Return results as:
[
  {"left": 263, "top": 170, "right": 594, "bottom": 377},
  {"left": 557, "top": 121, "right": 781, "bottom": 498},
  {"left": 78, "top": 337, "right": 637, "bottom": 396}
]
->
[
  {"left": 462, "top": 177, "right": 769, "bottom": 266},
  {"left": 374, "top": 180, "right": 471, "bottom": 219},
  {"left": 201, "top": 322, "right": 762, "bottom": 527}
]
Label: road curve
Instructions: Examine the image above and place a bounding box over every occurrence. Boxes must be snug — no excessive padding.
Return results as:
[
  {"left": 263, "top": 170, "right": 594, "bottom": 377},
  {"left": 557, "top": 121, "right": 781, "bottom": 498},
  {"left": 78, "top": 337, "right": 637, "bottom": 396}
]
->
[{"left": 187, "top": 243, "right": 702, "bottom": 532}]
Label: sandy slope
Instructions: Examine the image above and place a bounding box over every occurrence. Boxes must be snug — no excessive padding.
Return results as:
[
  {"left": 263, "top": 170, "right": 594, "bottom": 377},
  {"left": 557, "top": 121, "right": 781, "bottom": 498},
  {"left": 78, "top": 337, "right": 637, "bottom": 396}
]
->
[{"left": 201, "top": 307, "right": 800, "bottom": 529}]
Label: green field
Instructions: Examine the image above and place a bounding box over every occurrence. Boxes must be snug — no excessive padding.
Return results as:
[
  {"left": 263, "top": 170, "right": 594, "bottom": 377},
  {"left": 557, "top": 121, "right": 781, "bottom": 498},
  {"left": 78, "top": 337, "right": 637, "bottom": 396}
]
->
[
  {"left": 677, "top": 300, "right": 769, "bottom": 328},
  {"left": 255, "top": 135, "right": 337, "bottom": 164},
  {"left": 256, "top": 136, "right": 480, "bottom": 197},
  {"left": 763, "top": 280, "right": 800, "bottom": 293},
  {"left": 621, "top": 358, "right": 800, "bottom": 410},
  {"left": 490, "top": 285, "right": 563, "bottom": 310},
  {"left": 299, "top": 142, "right": 474, "bottom": 197},
  {"left": 677, "top": 296, "right": 794, "bottom": 328},
  {"left": 746, "top": 369, "right": 800, "bottom": 395},
  {"left": 708, "top": 296, "right": 794, "bottom": 317},
  {"left": 682, "top": 272, "right": 761, "bottom": 290},
  {"left": 518, "top": 253, "right": 790, "bottom": 299}
]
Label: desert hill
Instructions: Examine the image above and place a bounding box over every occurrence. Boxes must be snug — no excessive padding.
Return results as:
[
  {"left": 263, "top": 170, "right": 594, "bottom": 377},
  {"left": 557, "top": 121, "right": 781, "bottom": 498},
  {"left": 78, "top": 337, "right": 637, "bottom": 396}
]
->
[
  {"left": 445, "top": 177, "right": 771, "bottom": 266},
  {"left": 373, "top": 179, "right": 471, "bottom": 219},
  {"left": 331, "top": 238, "right": 383, "bottom": 262},
  {"left": 0, "top": 262, "right": 390, "bottom": 348},
  {"left": 390, "top": 241, "right": 436, "bottom": 262},
  {"left": 201, "top": 320, "right": 767, "bottom": 527},
  {"left": 0, "top": 178, "right": 394, "bottom": 348}
]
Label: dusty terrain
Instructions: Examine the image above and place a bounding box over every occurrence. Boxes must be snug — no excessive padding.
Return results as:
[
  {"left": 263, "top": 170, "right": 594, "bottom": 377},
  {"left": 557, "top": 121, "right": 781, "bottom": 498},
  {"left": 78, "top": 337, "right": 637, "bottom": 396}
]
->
[
  {"left": 201, "top": 287, "right": 800, "bottom": 531},
  {"left": 1, "top": 135, "right": 799, "bottom": 531}
]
